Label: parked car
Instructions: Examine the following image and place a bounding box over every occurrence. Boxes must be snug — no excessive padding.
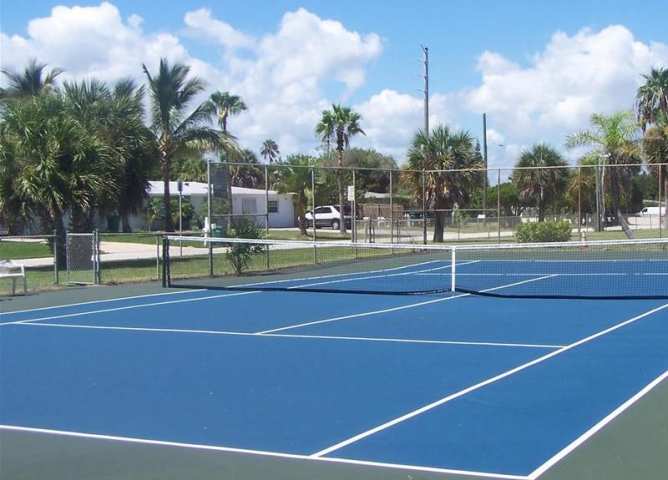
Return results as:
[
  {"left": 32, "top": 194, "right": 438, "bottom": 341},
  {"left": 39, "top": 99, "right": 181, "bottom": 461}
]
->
[{"left": 305, "top": 205, "right": 352, "bottom": 229}]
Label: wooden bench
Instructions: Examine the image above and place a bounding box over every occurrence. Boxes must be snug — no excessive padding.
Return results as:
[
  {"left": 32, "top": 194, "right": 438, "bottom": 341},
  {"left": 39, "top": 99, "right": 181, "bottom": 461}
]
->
[{"left": 0, "top": 260, "right": 27, "bottom": 296}]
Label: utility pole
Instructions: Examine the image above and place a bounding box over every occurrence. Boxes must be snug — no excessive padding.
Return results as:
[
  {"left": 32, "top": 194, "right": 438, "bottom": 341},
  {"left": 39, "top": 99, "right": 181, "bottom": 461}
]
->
[
  {"left": 420, "top": 45, "right": 429, "bottom": 245},
  {"left": 421, "top": 45, "right": 429, "bottom": 136}
]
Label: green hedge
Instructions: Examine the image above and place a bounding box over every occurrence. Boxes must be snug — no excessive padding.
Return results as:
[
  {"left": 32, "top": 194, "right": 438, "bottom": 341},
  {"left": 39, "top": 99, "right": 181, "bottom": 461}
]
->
[{"left": 515, "top": 220, "right": 572, "bottom": 243}]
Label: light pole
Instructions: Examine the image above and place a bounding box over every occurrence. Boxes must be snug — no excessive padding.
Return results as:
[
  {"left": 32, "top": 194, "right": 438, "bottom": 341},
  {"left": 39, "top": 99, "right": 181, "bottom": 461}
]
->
[{"left": 482, "top": 114, "right": 488, "bottom": 224}]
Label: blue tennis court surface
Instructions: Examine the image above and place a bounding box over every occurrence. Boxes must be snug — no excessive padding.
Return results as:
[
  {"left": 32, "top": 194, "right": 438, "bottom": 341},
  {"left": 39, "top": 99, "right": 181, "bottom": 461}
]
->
[{"left": 2, "top": 288, "right": 668, "bottom": 478}]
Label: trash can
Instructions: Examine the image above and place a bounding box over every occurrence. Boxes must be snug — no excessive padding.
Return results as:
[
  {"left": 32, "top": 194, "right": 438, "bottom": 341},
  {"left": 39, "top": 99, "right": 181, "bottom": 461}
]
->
[
  {"left": 106, "top": 215, "right": 120, "bottom": 232},
  {"left": 212, "top": 226, "right": 225, "bottom": 238}
]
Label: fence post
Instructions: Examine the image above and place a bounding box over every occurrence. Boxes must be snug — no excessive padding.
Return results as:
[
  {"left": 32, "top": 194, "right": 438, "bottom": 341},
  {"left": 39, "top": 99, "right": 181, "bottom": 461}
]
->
[
  {"left": 422, "top": 169, "right": 427, "bottom": 245},
  {"left": 162, "top": 236, "right": 169, "bottom": 287},
  {"left": 53, "top": 229, "right": 58, "bottom": 285},
  {"left": 156, "top": 234, "right": 160, "bottom": 280},
  {"left": 497, "top": 169, "right": 501, "bottom": 243},
  {"left": 94, "top": 229, "right": 101, "bottom": 285}
]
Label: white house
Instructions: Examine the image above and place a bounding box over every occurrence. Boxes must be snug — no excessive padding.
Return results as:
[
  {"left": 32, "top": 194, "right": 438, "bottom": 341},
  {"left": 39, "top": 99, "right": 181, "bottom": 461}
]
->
[{"left": 131, "top": 181, "right": 295, "bottom": 230}]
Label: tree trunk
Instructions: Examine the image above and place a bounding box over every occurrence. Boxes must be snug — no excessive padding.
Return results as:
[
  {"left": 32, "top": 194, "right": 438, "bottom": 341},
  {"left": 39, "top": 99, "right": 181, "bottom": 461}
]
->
[
  {"left": 121, "top": 213, "right": 132, "bottom": 233},
  {"left": 608, "top": 167, "right": 635, "bottom": 239},
  {"left": 663, "top": 171, "right": 668, "bottom": 230},
  {"left": 538, "top": 198, "right": 545, "bottom": 222},
  {"left": 162, "top": 157, "right": 174, "bottom": 232},
  {"left": 337, "top": 150, "right": 346, "bottom": 234},
  {"left": 297, "top": 190, "right": 308, "bottom": 236},
  {"left": 41, "top": 210, "right": 67, "bottom": 269},
  {"left": 432, "top": 191, "right": 447, "bottom": 242}
]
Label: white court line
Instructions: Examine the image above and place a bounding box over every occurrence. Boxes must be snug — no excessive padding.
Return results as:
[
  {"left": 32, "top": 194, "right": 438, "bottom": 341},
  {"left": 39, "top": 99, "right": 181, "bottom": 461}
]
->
[
  {"left": 0, "top": 289, "right": 202, "bottom": 317},
  {"left": 18, "top": 322, "right": 564, "bottom": 350},
  {"left": 482, "top": 275, "right": 558, "bottom": 293},
  {"left": 234, "top": 259, "right": 448, "bottom": 289},
  {"left": 256, "top": 274, "right": 557, "bottom": 335},
  {"left": 0, "top": 425, "right": 527, "bottom": 480},
  {"left": 287, "top": 264, "right": 451, "bottom": 290},
  {"left": 0, "top": 291, "right": 260, "bottom": 326},
  {"left": 528, "top": 369, "right": 668, "bottom": 479},
  {"left": 255, "top": 294, "right": 468, "bottom": 335},
  {"left": 310, "top": 303, "right": 668, "bottom": 458},
  {"left": 288, "top": 261, "right": 481, "bottom": 290}
]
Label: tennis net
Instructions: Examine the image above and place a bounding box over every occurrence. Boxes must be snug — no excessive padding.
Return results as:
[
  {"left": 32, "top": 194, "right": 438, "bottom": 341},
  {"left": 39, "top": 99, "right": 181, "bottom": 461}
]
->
[{"left": 162, "top": 236, "right": 668, "bottom": 299}]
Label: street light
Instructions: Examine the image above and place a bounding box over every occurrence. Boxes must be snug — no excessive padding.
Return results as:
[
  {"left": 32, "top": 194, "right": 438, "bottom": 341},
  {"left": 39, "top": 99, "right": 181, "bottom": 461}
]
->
[{"left": 482, "top": 114, "right": 488, "bottom": 224}]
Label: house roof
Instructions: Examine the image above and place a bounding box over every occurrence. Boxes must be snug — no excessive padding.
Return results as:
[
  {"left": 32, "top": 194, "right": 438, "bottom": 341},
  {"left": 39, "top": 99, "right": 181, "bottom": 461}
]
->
[{"left": 148, "top": 181, "right": 284, "bottom": 197}]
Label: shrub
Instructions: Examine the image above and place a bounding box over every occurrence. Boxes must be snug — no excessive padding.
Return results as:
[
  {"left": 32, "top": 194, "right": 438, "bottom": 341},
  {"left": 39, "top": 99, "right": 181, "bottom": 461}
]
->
[
  {"left": 515, "top": 220, "right": 572, "bottom": 243},
  {"left": 225, "top": 217, "right": 266, "bottom": 275}
]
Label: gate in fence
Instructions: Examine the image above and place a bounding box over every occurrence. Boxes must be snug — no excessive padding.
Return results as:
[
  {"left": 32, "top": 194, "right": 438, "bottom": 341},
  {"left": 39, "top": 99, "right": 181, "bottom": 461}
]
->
[{"left": 66, "top": 232, "right": 100, "bottom": 285}]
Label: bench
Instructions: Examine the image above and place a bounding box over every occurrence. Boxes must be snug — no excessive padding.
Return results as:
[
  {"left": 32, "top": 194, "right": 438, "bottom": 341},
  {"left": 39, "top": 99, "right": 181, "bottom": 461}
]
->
[{"left": 0, "top": 260, "right": 27, "bottom": 295}]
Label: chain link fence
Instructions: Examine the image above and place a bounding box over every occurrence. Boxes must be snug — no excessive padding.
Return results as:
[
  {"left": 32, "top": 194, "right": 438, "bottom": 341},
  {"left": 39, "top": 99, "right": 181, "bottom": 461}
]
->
[
  {"left": 206, "top": 162, "right": 667, "bottom": 243},
  {"left": 0, "top": 232, "right": 165, "bottom": 295},
  {"left": 1, "top": 162, "right": 665, "bottom": 294}
]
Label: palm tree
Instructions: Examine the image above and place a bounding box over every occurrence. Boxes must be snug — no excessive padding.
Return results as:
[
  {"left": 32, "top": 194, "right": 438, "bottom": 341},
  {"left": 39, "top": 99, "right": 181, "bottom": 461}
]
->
[
  {"left": 403, "top": 125, "right": 481, "bottom": 242},
  {"left": 173, "top": 155, "right": 208, "bottom": 182},
  {"left": 636, "top": 67, "right": 668, "bottom": 132},
  {"left": 229, "top": 149, "right": 265, "bottom": 188},
  {"left": 511, "top": 143, "right": 569, "bottom": 222},
  {"left": 143, "top": 58, "right": 226, "bottom": 231},
  {"left": 566, "top": 155, "right": 600, "bottom": 228},
  {"left": 274, "top": 155, "right": 317, "bottom": 235},
  {"left": 0, "top": 92, "right": 112, "bottom": 266},
  {"left": 637, "top": 69, "right": 668, "bottom": 220},
  {"left": 207, "top": 91, "right": 247, "bottom": 215},
  {"left": 642, "top": 112, "right": 668, "bottom": 222},
  {"left": 108, "top": 80, "right": 157, "bottom": 232},
  {"left": 0, "top": 58, "right": 63, "bottom": 101},
  {"left": 208, "top": 91, "right": 247, "bottom": 133},
  {"left": 260, "top": 139, "right": 280, "bottom": 163},
  {"left": 315, "top": 104, "right": 365, "bottom": 233},
  {"left": 60, "top": 79, "right": 124, "bottom": 231},
  {"left": 565, "top": 111, "right": 642, "bottom": 239}
]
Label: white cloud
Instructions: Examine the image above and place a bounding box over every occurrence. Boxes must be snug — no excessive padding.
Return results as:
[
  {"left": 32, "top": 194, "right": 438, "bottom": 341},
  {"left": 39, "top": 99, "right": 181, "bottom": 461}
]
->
[
  {"left": 183, "top": 9, "right": 255, "bottom": 51},
  {"left": 254, "top": 9, "right": 381, "bottom": 96},
  {"left": 463, "top": 25, "right": 668, "bottom": 169},
  {"left": 219, "top": 8, "right": 384, "bottom": 156},
  {"left": 3, "top": 4, "right": 668, "bottom": 170},
  {"left": 0, "top": 2, "right": 190, "bottom": 86},
  {"left": 355, "top": 90, "right": 456, "bottom": 160}
]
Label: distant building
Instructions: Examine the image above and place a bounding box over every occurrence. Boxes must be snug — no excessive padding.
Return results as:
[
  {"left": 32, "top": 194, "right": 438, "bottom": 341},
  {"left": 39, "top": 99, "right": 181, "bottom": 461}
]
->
[{"left": 121, "top": 181, "right": 296, "bottom": 231}]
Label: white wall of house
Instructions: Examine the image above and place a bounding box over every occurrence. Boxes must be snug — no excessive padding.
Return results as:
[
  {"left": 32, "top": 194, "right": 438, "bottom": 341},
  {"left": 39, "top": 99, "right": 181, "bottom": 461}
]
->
[
  {"left": 136, "top": 181, "right": 295, "bottom": 230},
  {"left": 231, "top": 186, "right": 294, "bottom": 228}
]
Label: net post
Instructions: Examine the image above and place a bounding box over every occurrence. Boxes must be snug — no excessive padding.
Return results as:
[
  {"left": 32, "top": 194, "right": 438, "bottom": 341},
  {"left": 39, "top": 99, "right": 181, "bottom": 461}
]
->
[
  {"left": 450, "top": 246, "right": 456, "bottom": 293},
  {"left": 161, "top": 236, "right": 169, "bottom": 288}
]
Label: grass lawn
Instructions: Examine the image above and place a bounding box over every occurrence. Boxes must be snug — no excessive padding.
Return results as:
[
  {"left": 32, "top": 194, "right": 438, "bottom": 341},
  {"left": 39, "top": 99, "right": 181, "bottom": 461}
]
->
[{"left": 0, "top": 239, "right": 52, "bottom": 259}]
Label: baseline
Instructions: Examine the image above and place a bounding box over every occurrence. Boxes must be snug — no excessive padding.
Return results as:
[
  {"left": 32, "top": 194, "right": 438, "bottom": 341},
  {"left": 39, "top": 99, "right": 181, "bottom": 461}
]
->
[{"left": 0, "top": 425, "right": 526, "bottom": 480}]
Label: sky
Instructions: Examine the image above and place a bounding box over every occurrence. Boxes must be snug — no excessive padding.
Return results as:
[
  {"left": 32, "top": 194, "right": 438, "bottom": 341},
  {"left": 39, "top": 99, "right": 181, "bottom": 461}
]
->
[{"left": 1, "top": 0, "right": 667, "bottom": 173}]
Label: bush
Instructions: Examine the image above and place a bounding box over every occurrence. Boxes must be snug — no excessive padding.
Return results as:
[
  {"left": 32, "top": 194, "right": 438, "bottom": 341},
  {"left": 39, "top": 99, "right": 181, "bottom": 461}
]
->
[
  {"left": 225, "top": 217, "right": 266, "bottom": 275},
  {"left": 144, "top": 197, "right": 195, "bottom": 231},
  {"left": 515, "top": 220, "right": 572, "bottom": 243}
]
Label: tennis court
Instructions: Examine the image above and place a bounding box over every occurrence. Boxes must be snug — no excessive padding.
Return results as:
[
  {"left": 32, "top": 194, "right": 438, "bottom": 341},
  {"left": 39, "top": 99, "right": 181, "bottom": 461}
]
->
[{"left": 2, "top": 239, "right": 668, "bottom": 480}]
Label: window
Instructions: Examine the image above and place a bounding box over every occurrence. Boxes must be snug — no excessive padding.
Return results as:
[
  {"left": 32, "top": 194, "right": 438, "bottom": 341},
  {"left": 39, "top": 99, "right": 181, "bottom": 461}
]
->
[
  {"left": 268, "top": 200, "right": 279, "bottom": 213},
  {"left": 242, "top": 198, "right": 257, "bottom": 215}
]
